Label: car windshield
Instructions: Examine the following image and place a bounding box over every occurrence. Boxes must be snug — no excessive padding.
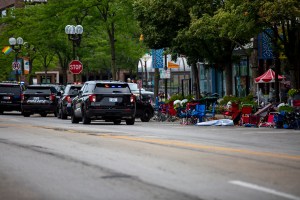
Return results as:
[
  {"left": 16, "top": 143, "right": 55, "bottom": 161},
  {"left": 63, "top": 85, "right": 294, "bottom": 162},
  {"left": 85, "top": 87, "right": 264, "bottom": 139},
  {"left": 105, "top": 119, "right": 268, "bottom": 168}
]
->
[
  {"left": 94, "top": 83, "right": 130, "bottom": 93},
  {"left": 128, "top": 83, "right": 145, "bottom": 91},
  {"left": 0, "top": 85, "right": 20, "bottom": 94},
  {"left": 67, "top": 86, "right": 81, "bottom": 95},
  {"left": 25, "top": 86, "right": 57, "bottom": 94}
]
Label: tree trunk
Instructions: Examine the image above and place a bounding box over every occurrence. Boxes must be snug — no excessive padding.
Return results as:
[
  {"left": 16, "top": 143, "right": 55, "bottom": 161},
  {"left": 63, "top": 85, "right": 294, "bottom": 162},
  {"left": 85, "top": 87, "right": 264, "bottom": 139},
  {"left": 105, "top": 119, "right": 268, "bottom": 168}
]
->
[
  {"left": 108, "top": 23, "right": 116, "bottom": 80},
  {"left": 191, "top": 63, "right": 200, "bottom": 99},
  {"left": 225, "top": 60, "right": 233, "bottom": 95}
]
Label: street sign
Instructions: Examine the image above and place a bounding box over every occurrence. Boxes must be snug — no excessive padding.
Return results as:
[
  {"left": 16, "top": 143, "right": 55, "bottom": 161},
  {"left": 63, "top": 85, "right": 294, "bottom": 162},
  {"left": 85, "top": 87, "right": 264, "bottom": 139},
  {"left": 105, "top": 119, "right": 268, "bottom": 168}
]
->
[
  {"left": 159, "top": 69, "right": 170, "bottom": 79},
  {"left": 12, "top": 61, "right": 20, "bottom": 70},
  {"left": 69, "top": 60, "right": 83, "bottom": 74}
]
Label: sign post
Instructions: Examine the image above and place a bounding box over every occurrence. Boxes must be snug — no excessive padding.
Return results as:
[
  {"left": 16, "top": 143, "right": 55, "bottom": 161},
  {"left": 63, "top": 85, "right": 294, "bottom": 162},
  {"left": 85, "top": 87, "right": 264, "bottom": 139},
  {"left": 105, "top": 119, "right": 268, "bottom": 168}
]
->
[
  {"left": 69, "top": 60, "right": 83, "bottom": 83},
  {"left": 12, "top": 61, "right": 21, "bottom": 82}
]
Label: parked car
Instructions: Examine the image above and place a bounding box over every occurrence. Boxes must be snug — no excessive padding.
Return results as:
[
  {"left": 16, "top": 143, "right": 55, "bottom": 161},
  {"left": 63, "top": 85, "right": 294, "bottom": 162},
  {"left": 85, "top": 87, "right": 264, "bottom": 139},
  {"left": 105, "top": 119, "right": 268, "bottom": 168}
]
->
[
  {"left": 21, "top": 85, "right": 61, "bottom": 117},
  {"left": 57, "top": 83, "right": 83, "bottom": 119},
  {"left": 71, "top": 80, "right": 136, "bottom": 125},
  {"left": 128, "top": 83, "right": 154, "bottom": 122},
  {"left": 0, "top": 81, "right": 26, "bottom": 114}
]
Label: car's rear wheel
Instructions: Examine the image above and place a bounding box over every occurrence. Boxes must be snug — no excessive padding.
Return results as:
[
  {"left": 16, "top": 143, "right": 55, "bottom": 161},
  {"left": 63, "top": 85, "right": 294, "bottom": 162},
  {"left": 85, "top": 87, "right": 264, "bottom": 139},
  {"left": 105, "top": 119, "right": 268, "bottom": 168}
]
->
[
  {"left": 113, "top": 120, "right": 121, "bottom": 125},
  {"left": 126, "top": 118, "right": 135, "bottom": 125},
  {"left": 140, "top": 109, "right": 151, "bottom": 122},
  {"left": 23, "top": 112, "right": 30, "bottom": 117},
  {"left": 82, "top": 107, "right": 91, "bottom": 124},
  {"left": 71, "top": 113, "right": 80, "bottom": 123},
  {"left": 61, "top": 108, "right": 68, "bottom": 119},
  {"left": 57, "top": 108, "right": 62, "bottom": 118}
]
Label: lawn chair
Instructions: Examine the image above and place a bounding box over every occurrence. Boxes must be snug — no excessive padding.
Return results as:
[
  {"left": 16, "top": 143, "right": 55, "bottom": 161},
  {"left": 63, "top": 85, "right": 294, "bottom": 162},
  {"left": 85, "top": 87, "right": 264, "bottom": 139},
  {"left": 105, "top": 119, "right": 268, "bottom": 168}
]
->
[
  {"left": 203, "top": 102, "right": 216, "bottom": 121},
  {"left": 252, "top": 103, "right": 274, "bottom": 126},
  {"left": 180, "top": 102, "right": 198, "bottom": 125},
  {"left": 166, "top": 101, "right": 177, "bottom": 122},
  {"left": 259, "top": 112, "right": 277, "bottom": 128},
  {"left": 240, "top": 104, "right": 253, "bottom": 125},
  {"left": 191, "top": 104, "right": 206, "bottom": 123}
]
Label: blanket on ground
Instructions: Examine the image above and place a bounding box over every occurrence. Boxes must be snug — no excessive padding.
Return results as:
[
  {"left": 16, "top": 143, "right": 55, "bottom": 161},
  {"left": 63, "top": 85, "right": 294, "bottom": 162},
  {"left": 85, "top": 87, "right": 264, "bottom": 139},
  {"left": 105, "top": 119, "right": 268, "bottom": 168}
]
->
[{"left": 196, "top": 119, "right": 234, "bottom": 126}]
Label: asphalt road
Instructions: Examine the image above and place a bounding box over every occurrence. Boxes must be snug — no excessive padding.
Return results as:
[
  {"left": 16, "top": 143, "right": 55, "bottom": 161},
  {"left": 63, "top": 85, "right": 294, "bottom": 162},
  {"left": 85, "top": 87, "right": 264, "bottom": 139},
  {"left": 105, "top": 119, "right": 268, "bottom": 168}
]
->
[{"left": 0, "top": 112, "right": 300, "bottom": 200}]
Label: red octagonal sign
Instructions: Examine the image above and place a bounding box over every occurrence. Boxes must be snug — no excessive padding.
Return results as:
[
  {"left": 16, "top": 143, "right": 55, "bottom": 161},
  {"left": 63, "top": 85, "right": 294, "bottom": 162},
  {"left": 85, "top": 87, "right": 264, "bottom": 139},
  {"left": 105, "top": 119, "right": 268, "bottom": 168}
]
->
[{"left": 69, "top": 60, "right": 83, "bottom": 74}]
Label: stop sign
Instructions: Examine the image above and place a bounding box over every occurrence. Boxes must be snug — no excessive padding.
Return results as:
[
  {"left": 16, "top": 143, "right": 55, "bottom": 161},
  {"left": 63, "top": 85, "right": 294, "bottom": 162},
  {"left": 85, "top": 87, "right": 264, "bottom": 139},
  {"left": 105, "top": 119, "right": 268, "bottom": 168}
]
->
[{"left": 69, "top": 60, "right": 83, "bottom": 74}]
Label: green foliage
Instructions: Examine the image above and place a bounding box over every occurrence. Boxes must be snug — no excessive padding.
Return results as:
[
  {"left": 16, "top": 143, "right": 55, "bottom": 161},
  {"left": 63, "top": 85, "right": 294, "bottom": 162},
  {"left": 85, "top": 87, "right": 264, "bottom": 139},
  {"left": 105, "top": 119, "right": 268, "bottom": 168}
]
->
[
  {"left": 219, "top": 95, "right": 240, "bottom": 105},
  {"left": 278, "top": 105, "right": 294, "bottom": 113},
  {"left": 215, "top": 104, "right": 226, "bottom": 114},
  {"left": 133, "top": 0, "right": 194, "bottom": 49},
  {"left": 168, "top": 93, "right": 184, "bottom": 102},
  {"left": 0, "top": 0, "right": 143, "bottom": 82},
  {"left": 288, "top": 89, "right": 299, "bottom": 97},
  {"left": 219, "top": 94, "right": 256, "bottom": 107},
  {"left": 166, "top": 93, "right": 194, "bottom": 104},
  {"left": 185, "top": 94, "right": 195, "bottom": 102}
]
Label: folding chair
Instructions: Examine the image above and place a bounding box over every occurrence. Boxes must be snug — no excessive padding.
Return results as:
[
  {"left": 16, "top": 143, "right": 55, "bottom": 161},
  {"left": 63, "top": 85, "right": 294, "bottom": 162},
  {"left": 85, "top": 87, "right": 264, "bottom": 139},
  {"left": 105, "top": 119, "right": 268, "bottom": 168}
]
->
[
  {"left": 181, "top": 102, "right": 198, "bottom": 125},
  {"left": 259, "top": 112, "right": 277, "bottom": 128},
  {"left": 204, "top": 102, "right": 216, "bottom": 121},
  {"left": 191, "top": 104, "right": 206, "bottom": 123},
  {"left": 240, "top": 104, "right": 253, "bottom": 125}
]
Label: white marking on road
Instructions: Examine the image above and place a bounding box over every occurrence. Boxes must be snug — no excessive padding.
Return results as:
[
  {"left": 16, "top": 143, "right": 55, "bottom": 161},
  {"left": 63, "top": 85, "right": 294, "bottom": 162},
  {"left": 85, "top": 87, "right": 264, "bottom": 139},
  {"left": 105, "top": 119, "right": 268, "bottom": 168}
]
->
[{"left": 229, "top": 180, "right": 300, "bottom": 200}]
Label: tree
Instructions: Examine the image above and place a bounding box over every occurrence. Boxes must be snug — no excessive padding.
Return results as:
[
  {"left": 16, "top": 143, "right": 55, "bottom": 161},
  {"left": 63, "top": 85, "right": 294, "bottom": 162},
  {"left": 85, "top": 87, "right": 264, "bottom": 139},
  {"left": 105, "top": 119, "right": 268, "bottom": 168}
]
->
[
  {"left": 0, "top": 0, "right": 144, "bottom": 84},
  {"left": 256, "top": 0, "right": 300, "bottom": 100},
  {"left": 84, "top": 0, "right": 143, "bottom": 80},
  {"left": 134, "top": 0, "right": 241, "bottom": 98},
  {"left": 133, "top": 0, "right": 195, "bottom": 97},
  {"left": 211, "top": 0, "right": 300, "bottom": 101}
]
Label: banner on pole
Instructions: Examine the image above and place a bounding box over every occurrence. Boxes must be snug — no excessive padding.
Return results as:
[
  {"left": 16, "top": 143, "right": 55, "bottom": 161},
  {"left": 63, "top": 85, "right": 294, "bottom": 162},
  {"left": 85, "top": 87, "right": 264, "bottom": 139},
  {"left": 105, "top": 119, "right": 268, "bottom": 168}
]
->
[
  {"left": 151, "top": 49, "right": 164, "bottom": 68},
  {"left": 23, "top": 57, "right": 30, "bottom": 75}
]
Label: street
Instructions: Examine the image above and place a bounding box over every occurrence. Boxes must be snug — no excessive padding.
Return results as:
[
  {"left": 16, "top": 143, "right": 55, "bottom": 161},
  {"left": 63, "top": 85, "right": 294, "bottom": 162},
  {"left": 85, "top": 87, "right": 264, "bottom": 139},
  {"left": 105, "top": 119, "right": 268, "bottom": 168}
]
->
[{"left": 0, "top": 113, "right": 300, "bottom": 200}]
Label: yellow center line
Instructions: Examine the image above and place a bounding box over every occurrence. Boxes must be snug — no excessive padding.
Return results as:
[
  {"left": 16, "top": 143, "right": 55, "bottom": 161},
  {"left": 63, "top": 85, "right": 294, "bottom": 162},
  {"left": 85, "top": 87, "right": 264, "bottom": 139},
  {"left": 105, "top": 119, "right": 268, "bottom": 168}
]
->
[
  {"left": 101, "top": 135, "right": 300, "bottom": 161},
  {"left": 1, "top": 123, "right": 299, "bottom": 161}
]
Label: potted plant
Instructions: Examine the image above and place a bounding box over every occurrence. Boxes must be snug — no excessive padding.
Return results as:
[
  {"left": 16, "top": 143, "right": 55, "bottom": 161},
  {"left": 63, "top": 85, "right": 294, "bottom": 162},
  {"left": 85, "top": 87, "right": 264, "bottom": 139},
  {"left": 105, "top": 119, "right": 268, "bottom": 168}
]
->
[
  {"left": 287, "top": 88, "right": 299, "bottom": 106},
  {"left": 288, "top": 88, "right": 299, "bottom": 98}
]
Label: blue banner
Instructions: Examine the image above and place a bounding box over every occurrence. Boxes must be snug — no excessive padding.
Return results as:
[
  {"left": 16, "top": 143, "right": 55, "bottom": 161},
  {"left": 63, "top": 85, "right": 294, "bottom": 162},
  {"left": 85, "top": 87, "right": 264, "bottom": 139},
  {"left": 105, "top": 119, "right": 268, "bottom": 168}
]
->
[
  {"left": 257, "top": 29, "right": 273, "bottom": 60},
  {"left": 151, "top": 49, "right": 164, "bottom": 68}
]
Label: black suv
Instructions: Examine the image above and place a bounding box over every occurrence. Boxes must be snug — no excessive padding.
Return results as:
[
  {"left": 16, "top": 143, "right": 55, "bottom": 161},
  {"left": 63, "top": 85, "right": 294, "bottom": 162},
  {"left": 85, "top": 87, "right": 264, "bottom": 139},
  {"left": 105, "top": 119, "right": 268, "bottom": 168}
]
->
[
  {"left": 128, "top": 83, "right": 154, "bottom": 122},
  {"left": 0, "top": 81, "right": 26, "bottom": 114},
  {"left": 57, "top": 84, "right": 83, "bottom": 119},
  {"left": 21, "top": 85, "right": 61, "bottom": 117},
  {"left": 71, "top": 80, "right": 136, "bottom": 125}
]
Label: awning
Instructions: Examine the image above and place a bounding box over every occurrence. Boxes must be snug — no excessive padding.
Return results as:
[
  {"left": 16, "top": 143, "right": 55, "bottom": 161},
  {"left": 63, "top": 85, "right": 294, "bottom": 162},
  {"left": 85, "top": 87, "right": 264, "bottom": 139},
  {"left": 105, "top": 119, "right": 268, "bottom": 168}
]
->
[{"left": 255, "top": 69, "right": 284, "bottom": 83}]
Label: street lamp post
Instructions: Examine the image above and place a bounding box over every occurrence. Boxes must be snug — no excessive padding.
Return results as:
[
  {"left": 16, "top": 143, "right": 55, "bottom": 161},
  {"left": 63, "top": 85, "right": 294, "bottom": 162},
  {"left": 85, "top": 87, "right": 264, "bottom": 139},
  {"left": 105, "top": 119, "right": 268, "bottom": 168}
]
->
[
  {"left": 65, "top": 25, "right": 83, "bottom": 82},
  {"left": 142, "top": 53, "right": 151, "bottom": 89},
  {"left": 9, "top": 37, "right": 24, "bottom": 82}
]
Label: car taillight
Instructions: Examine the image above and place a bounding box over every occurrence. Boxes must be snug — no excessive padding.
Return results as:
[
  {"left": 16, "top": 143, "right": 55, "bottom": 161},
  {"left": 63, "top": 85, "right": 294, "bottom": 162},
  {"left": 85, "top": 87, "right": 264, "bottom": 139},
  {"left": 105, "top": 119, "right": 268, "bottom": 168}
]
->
[
  {"left": 130, "top": 94, "right": 135, "bottom": 103},
  {"left": 67, "top": 96, "right": 72, "bottom": 103},
  {"left": 49, "top": 94, "right": 55, "bottom": 101},
  {"left": 21, "top": 94, "right": 24, "bottom": 102},
  {"left": 89, "top": 94, "right": 96, "bottom": 102},
  {"left": 65, "top": 95, "right": 70, "bottom": 102}
]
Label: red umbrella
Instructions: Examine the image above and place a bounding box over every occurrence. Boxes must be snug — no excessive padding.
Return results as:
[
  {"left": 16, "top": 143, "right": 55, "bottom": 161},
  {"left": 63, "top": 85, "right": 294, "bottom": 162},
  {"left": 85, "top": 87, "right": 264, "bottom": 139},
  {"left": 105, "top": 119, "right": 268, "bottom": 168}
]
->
[{"left": 255, "top": 69, "right": 284, "bottom": 83}]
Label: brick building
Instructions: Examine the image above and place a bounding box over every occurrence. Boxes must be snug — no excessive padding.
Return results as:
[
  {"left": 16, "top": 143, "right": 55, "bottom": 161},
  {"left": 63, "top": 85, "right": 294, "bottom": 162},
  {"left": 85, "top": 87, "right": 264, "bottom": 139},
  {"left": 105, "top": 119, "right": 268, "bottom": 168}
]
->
[{"left": 0, "top": 0, "right": 23, "bottom": 11}]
